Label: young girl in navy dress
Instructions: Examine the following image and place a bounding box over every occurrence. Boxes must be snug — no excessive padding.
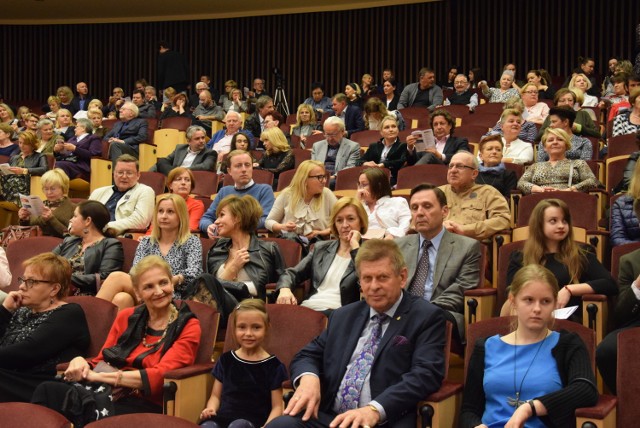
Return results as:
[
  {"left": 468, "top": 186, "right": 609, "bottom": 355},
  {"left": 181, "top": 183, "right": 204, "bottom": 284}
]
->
[{"left": 200, "top": 299, "right": 287, "bottom": 428}]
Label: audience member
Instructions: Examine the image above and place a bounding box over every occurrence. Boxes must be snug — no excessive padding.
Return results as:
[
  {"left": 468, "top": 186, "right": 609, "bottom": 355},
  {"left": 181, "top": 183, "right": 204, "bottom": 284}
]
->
[
  {"left": 536, "top": 88, "right": 601, "bottom": 140},
  {"left": 37, "top": 118, "right": 64, "bottom": 154},
  {"left": 219, "top": 80, "right": 238, "bottom": 106},
  {"left": 103, "top": 86, "right": 126, "bottom": 118},
  {"left": 303, "top": 82, "right": 333, "bottom": 115},
  {"left": 381, "top": 78, "right": 400, "bottom": 111},
  {"left": 207, "top": 111, "right": 254, "bottom": 155},
  {"left": 406, "top": 109, "right": 469, "bottom": 166},
  {"left": 344, "top": 83, "right": 364, "bottom": 110},
  {"left": 360, "top": 73, "right": 378, "bottom": 96},
  {"left": 145, "top": 85, "right": 163, "bottom": 112},
  {"left": 362, "top": 97, "right": 405, "bottom": 131},
  {"left": 54, "top": 118, "right": 101, "bottom": 180},
  {"left": 536, "top": 107, "right": 593, "bottom": 162},
  {"left": 291, "top": 103, "right": 322, "bottom": 148},
  {"left": 476, "top": 135, "right": 518, "bottom": 199},
  {"left": 398, "top": 67, "right": 443, "bottom": 111},
  {"left": 89, "top": 154, "right": 155, "bottom": 235},
  {"left": 564, "top": 56, "right": 598, "bottom": 97},
  {"left": 193, "top": 89, "right": 225, "bottom": 134},
  {"left": 0, "top": 123, "right": 18, "bottom": 157},
  {"left": 358, "top": 115, "right": 406, "bottom": 185},
  {"left": 497, "top": 108, "right": 534, "bottom": 164},
  {"left": 479, "top": 71, "right": 520, "bottom": 103},
  {"left": 0, "top": 131, "right": 48, "bottom": 205},
  {"left": 520, "top": 83, "right": 550, "bottom": 124},
  {"left": 131, "top": 89, "right": 156, "bottom": 119},
  {"left": 330, "top": 93, "right": 365, "bottom": 136},
  {"left": 54, "top": 108, "right": 75, "bottom": 141},
  {"left": 612, "top": 132, "right": 640, "bottom": 194},
  {"left": 103, "top": 101, "right": 149, "bottom": 162},
  {"left": 255, "top": 127, "right": 295, "bottom": 184},
  {"left": 157, "top": 40, "right": 190, "bottom": 93},
  {"left": 610, "top": 160, "right": 640, "bottom": 246},
  {"left": 310, "top": 117, "right": 360, "bottom": 186},
  {"left": 70, "top": 82, "right": 96, "bottom": 114},
  {"left": 160, "top": 93, "right": 190, "bottom": 119},
  {"left": 526, "top": 69, "right": 555, "bottom": 100},
  {"left": 221, "top": 88, "right": 249, "bottom": 113},
  {"left": 188, "top": 81, "right": 210, "bottom": 110},
  {"left": 153, "top": 125, "right": 217, "bottom": 175},
  {"left": 568, "top": 73, "right": 598, "bottom": 107},
  {"left": 612, "top": 87, "right": 640, "bottom": 137},
  {"left": 443, "top": 74, "right": 479, "bottom": 111}
]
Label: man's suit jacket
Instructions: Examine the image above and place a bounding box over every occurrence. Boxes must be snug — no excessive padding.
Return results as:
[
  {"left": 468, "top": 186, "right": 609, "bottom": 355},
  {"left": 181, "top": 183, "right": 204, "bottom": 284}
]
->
[
  {"left": 89, "top": 182, "right": 155, "bottom": 235},
  {"left": 103, "top": 118, "right": 148, "bottom": 149},
  {"left": 243, "top": 112, "right": 263, "bottom": 142},
  {"left": 406, "top": 136, "right": 469, "bottom": 166},
  {"left": 290, "top": 292, "right": 446, "bottom": 427},
  {"left": 70, "top": 95, "right": 98, "bottom": 114},
  {"left": 137, "top": 103, "right": 156, "bottom": 119},
  {"left": 154, "top": 144, "right": 218, "bottom": 175},
  {"left": 311, "top": 138, "right": 360, "bottom": 174},
  {"left": 395, "top": 230, "right": 481, "bottom": 335},
  {"left": 330, "top": 106, "right": 365, "bottom": 137},
  {"left": 615, "top": 248, "right": 640, "bottom": 328}
]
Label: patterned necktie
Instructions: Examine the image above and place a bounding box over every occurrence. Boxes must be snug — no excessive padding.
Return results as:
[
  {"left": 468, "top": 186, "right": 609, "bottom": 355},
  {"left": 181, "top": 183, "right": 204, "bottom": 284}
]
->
[
  {"left": 408, "top": 240, "right": 432, "bottom": 299},
  {"left": 337, "top": 313, "right": 389, "bottom": 412}
]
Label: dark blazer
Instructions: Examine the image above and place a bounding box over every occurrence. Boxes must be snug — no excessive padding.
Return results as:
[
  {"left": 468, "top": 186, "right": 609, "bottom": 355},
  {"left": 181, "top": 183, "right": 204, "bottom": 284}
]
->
[
  {"left": 330, "top": 106, "right": 365, "bottom": 137},
  {"left": 103, "top": 118, "right": 148, "bottom": 148},
  {"left": 137, "top": 103, "right": 156, "bottom": 119},
  {"left": 290, "top": 291, "right": 446, "bottom": 427},
  {"left": 358, "top": 138, "right": 407, "bottom": 185},
  {"left": 10, "top": 151, "right": 48, "bottom": 175},
  {"left": 58, "top": 126, "right": 76, "bottom": 142},
  {"left": 52, "top": 236, "right": 124, "bottom": 295},
  {"left": 70, "top": 95, "right": 98, "bottom": 114},
  {"left": 615, "top": 248, "right": 640, "bottom": 328},
  {"left": 276, "top": 240, "right": 360, "bottom": 307},
  {"left": 386, "top": 95, "right": 400, "bottom": 111},
  {"left": 154, "top": 144, "right": 218, "bottom": 175},
  {"left": 243, "top": 112, "right": 263, "bottom": 142},
  {"left": 406, "top": 136, "right": 469, "bottom": 166},
  {"left": 395, "top": 230, "right": 481, "bottom": 336}
]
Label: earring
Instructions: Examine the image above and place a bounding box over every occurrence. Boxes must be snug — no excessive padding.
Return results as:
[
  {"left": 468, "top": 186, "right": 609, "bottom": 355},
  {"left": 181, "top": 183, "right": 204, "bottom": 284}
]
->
[
  {"left": 50, "top": 298, "right": 54, "bottom": 305},
  {"left": 82, "top": 228, "right": 89, "bottom": 235}
]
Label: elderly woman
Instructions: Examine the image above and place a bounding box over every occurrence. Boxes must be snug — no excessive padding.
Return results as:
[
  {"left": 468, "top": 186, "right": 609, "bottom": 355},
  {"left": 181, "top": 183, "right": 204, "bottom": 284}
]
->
[
  {"left": 255, "top": 127, "right": 294, "bottom": 184},
  {"left": 1, "top": 131, "right": 48, "bottom": 204},
  {"left": 190, "top": 195, "right": 285, "bottom": 323},
  {"left": 37, "top": 118, "right": 64, "bottom": 154},
  {"left": 0, "top": 123, "right": 18, "bottom": 157},
  {"left": 17, "top": 169, "right": 75, "bottom": 237},
  {"left": 612, "top": 87, "right": 640, "bottom": 137},
  {"left": 266, "top": 160, "right": 337, "bottom": 241},
  {"left": 479, "top": 71, "right": 520, "bottom": 103},
  {"left": 536, "top": 107, "right": 593, "bottom": 162},
  {"left": 53, "top": 118, "right": 102, "bottom": 180},
  {"left": 344, "top": 83, "right": 363, "bottom": 109},
  {"left": 517, "top": 128, "right": 599, "bottom": 194},
  {"left": 520, "top": 83, "right": 550, "bottom": 124},
  {"left": 476, "top": 134, "right": 518, "bottom": 199},
  {"left": 291, "top": 103, "right": 322, "bottom": 148},
  {"left": 55, "top": 86, "right": 74, "bottom": 111},
  {"left": 34, "top": 255, "right": 201, "bottom": 420},
  {"left": 97, "top": 194, "right": 203, "bottom": 309},
  {"left": 276, "top": 197, "right": 367, "bottom": 312},
  {"left": 160, "top": 93, "right": 190, "bottom": 119},
  {"left": 359, "top": 115, "right": 407, "bottom": 185},
  {"left": 497, "top": 108, "right": 534, "bottom": 164},
  {"left": 356, "top": 167, "right": 410, "bottom": 238},
  {"left": 222, "top": 88, "right": 248, "bottom": 113},
  {"left": 53, "top": 200, "right": 124, "bottom": 295},
  {"left": 536, "top": 88, "right": 601, "bottom": 140},
  {"left": 55, "top": 109, "right": 75, "bottom": 141},
  {"left": 0, "top": 253, "right": 89, "bottom": 402},
  {"left": 363, "top": 97, "right": 405, "bottom": 131}
]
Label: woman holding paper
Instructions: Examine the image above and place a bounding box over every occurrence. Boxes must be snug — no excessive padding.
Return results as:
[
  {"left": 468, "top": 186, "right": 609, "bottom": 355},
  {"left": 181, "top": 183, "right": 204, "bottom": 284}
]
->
[
  {"left": 499, "top": 198, "right": 617, "bottom": 320},
  {"left": 18, "top": 169, "right": 75, "bottom": 238}
]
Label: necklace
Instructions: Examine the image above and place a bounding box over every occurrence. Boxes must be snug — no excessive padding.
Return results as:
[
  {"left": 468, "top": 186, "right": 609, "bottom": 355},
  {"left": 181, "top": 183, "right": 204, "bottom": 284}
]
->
[
  {"left": 142, "top": 304, "right": 178, "bottom": 348},
  {"left": 507, "top": 329, "right": 549, "bottom": 408},
  {"left": 476, "top": 173, "right": 498, "bottom": 187}
]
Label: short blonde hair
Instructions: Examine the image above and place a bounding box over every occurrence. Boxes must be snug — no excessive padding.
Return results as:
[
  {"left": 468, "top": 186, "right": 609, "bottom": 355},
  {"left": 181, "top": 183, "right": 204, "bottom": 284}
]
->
[
  {"left": 41, "top": 168, "right": 70, "bottom": 195},
  {"left": 130, "top": 255, "right": 173, "bottom": 290},
  {"left": 260, "top": 127, "right": 290, "bottom": 155},
  {"left": 542, "top": 127, "right": 572, "bottom": 151},
  {"left": 329, "top": 197, "right": 368, "bottom": 237}
]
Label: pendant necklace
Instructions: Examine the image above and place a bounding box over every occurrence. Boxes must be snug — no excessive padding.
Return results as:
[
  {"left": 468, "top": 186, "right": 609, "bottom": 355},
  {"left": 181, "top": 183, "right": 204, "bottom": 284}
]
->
[{"left": 507, "top": 329, "right": 549, "bottom": 408}]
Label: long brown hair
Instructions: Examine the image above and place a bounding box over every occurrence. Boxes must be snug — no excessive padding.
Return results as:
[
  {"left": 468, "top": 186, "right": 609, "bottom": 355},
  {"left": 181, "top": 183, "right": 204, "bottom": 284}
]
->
[{"left": 522, "top": 199, "right": 585, "bottom": 283}]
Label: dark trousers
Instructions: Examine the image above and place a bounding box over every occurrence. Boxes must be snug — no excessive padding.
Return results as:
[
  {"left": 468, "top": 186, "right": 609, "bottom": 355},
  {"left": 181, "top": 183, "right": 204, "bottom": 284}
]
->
[{"left": 596, "top": 320, "right": 640, "bottom": 394}]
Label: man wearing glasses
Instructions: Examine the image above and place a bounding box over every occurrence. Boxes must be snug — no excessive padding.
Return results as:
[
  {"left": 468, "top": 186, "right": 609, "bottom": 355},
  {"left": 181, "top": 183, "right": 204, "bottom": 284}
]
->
[
  {"left": 103, "top": 101, "right": 149, "bottom": 163},
  {"left": 311, "top": 117, "right": 360, "bottom": 189},
  {"left": 89, "top": 154, "right": 155, "bottom": 236},
  {"left": 438, "top": 151, "right": 510, "bottom": 241}
]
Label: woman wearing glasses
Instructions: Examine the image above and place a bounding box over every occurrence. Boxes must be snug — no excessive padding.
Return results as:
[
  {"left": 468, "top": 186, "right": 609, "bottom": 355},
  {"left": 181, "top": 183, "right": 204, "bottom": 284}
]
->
[
  {"left": 0, "top": 253, "right": 89, "bottom": 402},
  {"left": 520, "top": 83, "right": 550, "bottom": 125},
  {"left": 265, "top": 160, "right": 337, "bottom": 243}
]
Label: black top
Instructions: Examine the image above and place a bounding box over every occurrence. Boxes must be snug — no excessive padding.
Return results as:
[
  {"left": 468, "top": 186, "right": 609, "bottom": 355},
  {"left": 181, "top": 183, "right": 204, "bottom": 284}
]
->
[{"left": 476, "top": 169, "right": 517, "bottom": 199}]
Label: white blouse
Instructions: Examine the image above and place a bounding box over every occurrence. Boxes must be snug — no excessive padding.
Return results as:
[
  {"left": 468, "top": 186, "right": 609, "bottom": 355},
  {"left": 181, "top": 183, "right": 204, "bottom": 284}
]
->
[{"left": 364, "top": 196, "right": 411, "bottom": 237}]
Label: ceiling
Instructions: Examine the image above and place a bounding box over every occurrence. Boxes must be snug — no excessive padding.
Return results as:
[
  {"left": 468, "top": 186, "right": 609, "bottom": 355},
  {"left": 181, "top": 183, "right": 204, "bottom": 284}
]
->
[{"left": 2, "top": 0, "right": 435, "bottom": 25}]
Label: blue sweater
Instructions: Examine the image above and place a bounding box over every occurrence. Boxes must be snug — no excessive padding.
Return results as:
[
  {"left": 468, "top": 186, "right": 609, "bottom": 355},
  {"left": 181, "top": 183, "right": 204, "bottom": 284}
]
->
[{"left": 199, "top": 182, "right": 275, "bottom": 233}]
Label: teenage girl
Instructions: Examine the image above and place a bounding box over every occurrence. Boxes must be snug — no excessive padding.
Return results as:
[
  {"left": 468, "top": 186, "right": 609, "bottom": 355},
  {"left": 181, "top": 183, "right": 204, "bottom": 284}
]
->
[{"left": 200, "top": 299, "right": 287, "bottom": 428}]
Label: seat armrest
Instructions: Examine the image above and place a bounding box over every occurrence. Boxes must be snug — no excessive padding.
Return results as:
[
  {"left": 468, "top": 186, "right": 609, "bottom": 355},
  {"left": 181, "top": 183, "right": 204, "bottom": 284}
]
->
[{"left": 163, "top": 363, "right": 214, "bottom": 380}]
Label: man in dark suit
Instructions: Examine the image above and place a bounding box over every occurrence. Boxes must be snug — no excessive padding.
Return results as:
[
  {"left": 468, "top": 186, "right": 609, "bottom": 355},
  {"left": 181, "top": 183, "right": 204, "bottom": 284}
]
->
[
  {"left": 406, "top": 109, "right": 469, "bottom": 166},
  {"left": 395, "top": 183, "right": 481, "bottom": 340},
  {"left": 156, "top": 41, "right": 190, "bottom": 94},
  {"left": 152, "top": 125, "right": 217, "bottom": 175},
  {"left": 330, "top": 93, "right": 365, "bottom": 137},
  {"left": 267, "top": 239, "right": 446, "bottom": 428},
  {"left": 243, "top": 95, "right": 274, "bottom": 140},
  {"left": 70, "top": 82, "right": 97, "bottom": 114},
  {"left": 104, "top": 101, "right": 149, "bottom": 163}
]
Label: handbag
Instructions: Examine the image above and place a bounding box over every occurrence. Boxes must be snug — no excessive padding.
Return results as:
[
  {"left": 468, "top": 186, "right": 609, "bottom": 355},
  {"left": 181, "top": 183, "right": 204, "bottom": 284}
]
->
[
  {"left": 0, "top": 225, "right": 41, "bottom": 248},
  {"left": 93, "top": 361, "right": 140, "bottom": 402}
]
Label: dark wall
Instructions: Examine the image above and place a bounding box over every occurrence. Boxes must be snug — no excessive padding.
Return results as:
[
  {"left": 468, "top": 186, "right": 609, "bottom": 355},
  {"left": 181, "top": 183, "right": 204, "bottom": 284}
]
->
[{"left": 2, "top": 0, "right": 638, "bottom": 108}]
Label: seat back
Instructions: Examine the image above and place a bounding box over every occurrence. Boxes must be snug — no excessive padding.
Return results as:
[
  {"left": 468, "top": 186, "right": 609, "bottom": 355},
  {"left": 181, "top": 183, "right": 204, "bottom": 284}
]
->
[
  {"left": 350, "top": 130, "right": 381, "bottom": 148},
  {"left": 199, "top": 237, "right": 217, "bottom": 270},
  {"left": 6, "top": 236, "right": 63, "bottom": 292},
  {"left": 456, "top": 124, "right": 491, "bottom": 144},
  {"left": 335, "top": 166, "right": 390, "bottom": 191},
  {"left": 116, "top": 237, "right": 139, "bottom": 273},
  {"left": 398, "top": 107, "right": 430, "bottom": 129},
  {"left": 461, "top": 113, "right": 498, "bottom": 131},
  {"left": 396, "top": 164, "right": 449, "bottom": 189},
  {"left": 605, "top": 155, "right": 630, "bottom": 193},
  {"left": 160, "top": 116, "right": 192, "bottom": 132},
  {"left": 496, "top": 240, "right": 525, "bottom": 312},
  {"left": 291, "top": 148, "right": 312, "bottom": 167},
  {"left": 223, "top": 305, "right": 327, "bottom": 377},
  {"left": 0, "top": 402, "right": 71, "bottom": 428},
  {"left": 617, "top": 327, "right": 640, "bottom": 428},
  {"left": 177, "top": 300, "right": 220, "bottom": 365},
  {"left": 139, "top": 171, "right": 166, "bottom": 195},
  {"left": 515, "top": 192, "right": 598, "bottom": 230},
  {"left": 85, "top": 412, "right": 200, "bottom": 427},
  {"left": 262, "top": 237, "right": 303, "bottom": 269},
  {"left": 190, "top": 170, "right": 219, "bottom": 198},
  {"left": 607, "top": 134, "right": 637, "bottom": 158},
  {"left": 66, "top": 296, "right": 118, "bottom": 358},
  {"left": 276, "top": 169, "right": 297, "bottom": 192}
]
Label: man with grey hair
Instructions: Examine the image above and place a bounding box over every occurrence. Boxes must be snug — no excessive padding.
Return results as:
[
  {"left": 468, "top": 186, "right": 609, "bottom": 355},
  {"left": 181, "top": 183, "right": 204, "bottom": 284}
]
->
[
  {"left": 189, "top": 81, "right": 210, "bottom": 110},
  {"left": 244, "top": 95, "right": 274, "bottom": 141},
  {"left": 206, "top": 110, "right": 254, "bottom": 154},
  {"left": 152, "top": 125, "right": 217, "bottom": 175},
  {"left": 330, "top": 93, "right": 365, "bottom": 137},
  {"left": 311, "top": 116, "right": 360, "bottom": 188},
  {"left": 145, "top": 85, "right": 162, "bottom": 112},
  {"left": 398, "top": 67, "right": 443, "bottom": 112},
  {"left": 438, "top": 151, "right": 510, "bottom": 240},
  {"left": 104, "top": 101, "right": 149, "bottom": 162}
]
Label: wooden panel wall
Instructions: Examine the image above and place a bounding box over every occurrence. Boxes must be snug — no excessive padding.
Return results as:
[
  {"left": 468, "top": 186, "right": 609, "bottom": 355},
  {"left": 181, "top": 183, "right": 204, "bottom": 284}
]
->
[{"left": 1, "top": 0, "right": 637, "bottom": 108}]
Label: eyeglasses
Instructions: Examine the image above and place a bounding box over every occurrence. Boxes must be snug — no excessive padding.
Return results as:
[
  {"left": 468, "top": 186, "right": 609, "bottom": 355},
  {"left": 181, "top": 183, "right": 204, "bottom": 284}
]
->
[
  {"left": 114, "top": 170, "right": 136, "bottom": 177},
  {"left": 523, "top": 90, "right": 538, "bottom": 95},
  {"left": 324, "top": 131, "right": 342, "bottom": 137},
  {"left": 448, "top": 163, "right": 476, "bottom": 171},
  {"left": 308, "top": 174, "right": 327, "bottom": 182},
  {"left": 357, "top": 183, "right": 369, "bottom": 188},
  {"left": 18, "top": 277, "right": 55, "bottom": 288}
]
